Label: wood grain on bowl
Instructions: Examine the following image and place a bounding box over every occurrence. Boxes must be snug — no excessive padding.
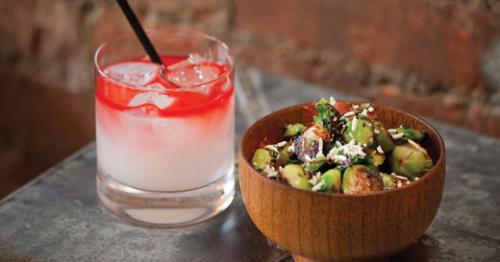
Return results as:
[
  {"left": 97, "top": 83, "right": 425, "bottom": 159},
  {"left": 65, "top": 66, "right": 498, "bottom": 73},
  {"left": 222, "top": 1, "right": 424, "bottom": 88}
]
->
[{"left": 239, "top": 102, "right": 446, "bottom": 262}]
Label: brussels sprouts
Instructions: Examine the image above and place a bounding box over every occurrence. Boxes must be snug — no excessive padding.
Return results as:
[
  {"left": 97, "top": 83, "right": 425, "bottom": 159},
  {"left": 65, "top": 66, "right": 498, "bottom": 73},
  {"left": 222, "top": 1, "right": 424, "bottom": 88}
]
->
[
  {"left": 342, "top": 118, "right": 374, "bottom": 145},
  {"left": 284, "top": 123, "right": 307, "bottom": 137},
  {"left": 381, "top": 173, "right": 396, "bottom": 189},
  {"left": 277, "top": 145, "right": 292, "bottom": 165},
  {"left": 294, "top": 126, "right": 323, "bottom": 162},
  {"left": 368, "top": 150, "right": 385, "bottom": 166},
  {"left": 304, "top": 159, "right": 325, "bottom": 174},
  {"left": 342, "top": 164, "right": 383, "bottom": 195},
  {"left": 389, "top": 141, "right": 433, "bottom": 178},
  {"left": 374, "top": 121, "right": 395, "bottom": 153},
  {"left": 252, "top": 149, "right": 273, "bottom": 170},
  {"left": 319, "top": 169, "right": 342, "bottom": 192},
  {"left": 396, "top": 127, "right": 425, "bottom": 142},
  {"left": 281, "top": 164, "right": 311, "bottom": 191}
]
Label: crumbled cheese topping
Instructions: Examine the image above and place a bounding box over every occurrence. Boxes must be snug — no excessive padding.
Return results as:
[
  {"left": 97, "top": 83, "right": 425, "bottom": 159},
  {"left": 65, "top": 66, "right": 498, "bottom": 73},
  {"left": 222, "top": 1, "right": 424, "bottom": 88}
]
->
[
  {"left": 308, "top": 172, "right": 321, "bottom": 186},
  {"left": 287, "top": 142, "right": 295, "bottom": 153},
  {"left": 352, "top": 104, "right": 359, "bottom": 110},
  {"left": 368, "top": 106, "right": 374, "bottom": 112},
  {"left": 360, "top": 109, "right": 368, "bottom": 117},
  {"left": 275, "top": 141, "right": 288, "bottom": 148},
  {"left": 344, "top": 111, "right": 355, "bottom": 117},
  {"left": 263, "top": 165, "right": 278, "bottom": 178},
  {"left": 312, "top": 180, "right": 326, "bottom": 192},
  {"left": 374, "top": 128, "right": 380, "bottom": 134},
  {"left": 329, "top": 97, "right": 337, "bottom": 106},
  {"left": 388, "top": 129, "right": 404, "bottom": 140},
  {"left": 376, "top": 145, "right": 384, "bottom": 154},
  {"left": 352, "top": 116, "right": 358, "bottom": 132},
  {"left": 264, "top": 145, "right": 278, "bottom": 154},
  {"left": 327, "top": 140, "right": 366, "bottom": 166}
]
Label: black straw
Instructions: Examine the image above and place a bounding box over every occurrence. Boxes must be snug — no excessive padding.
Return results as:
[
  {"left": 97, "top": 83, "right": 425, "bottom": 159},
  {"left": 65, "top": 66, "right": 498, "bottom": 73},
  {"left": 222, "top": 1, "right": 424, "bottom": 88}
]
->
[{"left": 116, "top": 0, "right": 163, "bottom": 65}]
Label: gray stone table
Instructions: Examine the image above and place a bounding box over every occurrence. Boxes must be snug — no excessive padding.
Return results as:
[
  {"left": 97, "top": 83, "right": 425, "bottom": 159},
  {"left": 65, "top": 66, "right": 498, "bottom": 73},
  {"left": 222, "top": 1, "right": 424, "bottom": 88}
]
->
[{"left": 1, "top": 67, "right": 500, "bottom": 261}]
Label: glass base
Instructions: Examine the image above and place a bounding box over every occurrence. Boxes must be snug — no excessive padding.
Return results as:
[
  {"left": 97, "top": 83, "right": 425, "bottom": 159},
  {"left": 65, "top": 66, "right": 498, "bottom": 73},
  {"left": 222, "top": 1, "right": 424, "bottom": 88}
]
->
[{"left": 96, "top": 168, "right": 235, "bottom": 227}]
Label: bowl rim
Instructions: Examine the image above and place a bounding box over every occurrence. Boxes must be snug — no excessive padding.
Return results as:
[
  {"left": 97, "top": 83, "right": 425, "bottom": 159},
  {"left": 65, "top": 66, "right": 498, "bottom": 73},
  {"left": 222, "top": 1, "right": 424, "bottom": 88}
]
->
[{"left": 240, "top": 100, "right": 446, "bottom": 198}]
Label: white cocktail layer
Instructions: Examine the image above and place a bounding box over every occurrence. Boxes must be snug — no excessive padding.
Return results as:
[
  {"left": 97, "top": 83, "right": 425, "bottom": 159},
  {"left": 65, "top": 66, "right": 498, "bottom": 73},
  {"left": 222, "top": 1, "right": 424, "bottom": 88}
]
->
[{"left": 96, "top": 98, "right": 234, "bottom": 192}]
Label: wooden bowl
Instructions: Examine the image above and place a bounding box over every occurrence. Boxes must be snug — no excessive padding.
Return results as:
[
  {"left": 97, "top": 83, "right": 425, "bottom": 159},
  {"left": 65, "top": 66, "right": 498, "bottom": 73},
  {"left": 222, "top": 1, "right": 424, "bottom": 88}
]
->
[{"left": 239, "top": 101, "right": 445, "bottom": 262}]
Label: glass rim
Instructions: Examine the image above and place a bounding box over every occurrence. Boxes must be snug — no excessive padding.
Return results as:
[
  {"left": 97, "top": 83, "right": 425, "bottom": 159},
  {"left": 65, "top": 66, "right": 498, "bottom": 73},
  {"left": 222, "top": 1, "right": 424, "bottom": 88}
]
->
[{"left": 94, "top": 27, "right": 234, "bottom": 91}]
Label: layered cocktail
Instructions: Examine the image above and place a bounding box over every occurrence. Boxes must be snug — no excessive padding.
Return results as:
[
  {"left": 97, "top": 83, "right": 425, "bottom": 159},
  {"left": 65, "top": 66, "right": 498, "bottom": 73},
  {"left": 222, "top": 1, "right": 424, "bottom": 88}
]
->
[{"left": 95, "top": 29, "right": 235, "bottom": 226}]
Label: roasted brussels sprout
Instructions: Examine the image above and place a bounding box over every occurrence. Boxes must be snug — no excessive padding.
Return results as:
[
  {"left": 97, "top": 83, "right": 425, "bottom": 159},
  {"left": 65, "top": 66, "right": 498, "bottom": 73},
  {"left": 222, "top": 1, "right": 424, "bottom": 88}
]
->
[
  {"left": 252, "top": 149, "right": 273, "bottom": 170},
  {"left": 304, "top": 159, "right": 325, "bottom": 174},
  {"left": 381, "top": 172, "right": 396, "bottom": 189},
  {"left": 396, "top": 127, "right": 425, "bottom": 142},
  {"left": 284, "top": 123, "right": 307, "bottom": 137},
  {"left": 319, "top": 169, "right": 342, "bottom": 192},
  {"left": 294, "top": 126, "right": 323, "bottom": 162},
  {"left": 389, "top": 141, "right": 433, "bottom": 178},
  {"left": 342, "top": 118, "right": 374, "bottom": 145},
  {"left": 342, "top": 164, "right": 383, "bottom": 194},
  {"left": 374, "top": 121, "right": 395, "bottom": 153},
  {"left": 281, "top": 164, "right": 311, "bottom": 191},
  {"left": 368, "top": 150, "right": 385, "bottom": 166},
  {"left": 277, "top": 145, "right": 292, "bottom": 165}
]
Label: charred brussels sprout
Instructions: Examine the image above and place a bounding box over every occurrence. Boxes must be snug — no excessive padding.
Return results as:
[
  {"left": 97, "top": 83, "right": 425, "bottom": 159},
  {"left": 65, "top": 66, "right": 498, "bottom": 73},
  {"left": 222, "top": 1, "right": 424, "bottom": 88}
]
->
[
  {"left": 281, "top": 164, "right": 311, "bottom": 191},
  {"left": 294, "top": 126, "right": 323, "bottom": 162},
  {"left": 252, "top": 149, "right": 273, "bottom": 170},
  {"left": 342, "top": 164, "right": 383, "bottom": 194},
  {"left": 389, "top": 141, "right": 433, "bottom": 178},
  {"left": 284, "top": 123, "right": 307, "bottom": 137},
  {"left": 374, "top": 121, "right": 395, "bottom": 153},
  {"left": 342, "top": 118, "right": 374, "bottom": 145}
]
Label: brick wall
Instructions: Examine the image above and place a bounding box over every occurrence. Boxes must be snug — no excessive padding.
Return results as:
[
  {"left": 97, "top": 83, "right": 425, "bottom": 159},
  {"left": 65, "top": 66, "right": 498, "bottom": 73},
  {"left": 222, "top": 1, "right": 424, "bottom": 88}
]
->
[{"left": 1, "top": 0, "right": 499, "bottom": 138}]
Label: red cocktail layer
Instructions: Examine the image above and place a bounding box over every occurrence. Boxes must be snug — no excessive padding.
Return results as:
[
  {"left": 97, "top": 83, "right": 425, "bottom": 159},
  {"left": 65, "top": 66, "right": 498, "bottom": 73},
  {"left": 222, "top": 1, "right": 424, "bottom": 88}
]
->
[{"left": 96, "top": 56, "right": 234, "bottom": 118}]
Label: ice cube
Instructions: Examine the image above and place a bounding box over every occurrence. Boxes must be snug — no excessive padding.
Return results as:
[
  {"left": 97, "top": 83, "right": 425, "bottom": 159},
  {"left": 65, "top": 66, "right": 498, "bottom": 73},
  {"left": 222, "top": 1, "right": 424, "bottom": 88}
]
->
[
  {"left": 165, "top": 54, "right": 221, "bottom": 88},
  {"left": 128, "top": 91, "right": 175, "bottom": 109},
  {"left": 104, "top": 62, "right": 159, "bottom": 86}
]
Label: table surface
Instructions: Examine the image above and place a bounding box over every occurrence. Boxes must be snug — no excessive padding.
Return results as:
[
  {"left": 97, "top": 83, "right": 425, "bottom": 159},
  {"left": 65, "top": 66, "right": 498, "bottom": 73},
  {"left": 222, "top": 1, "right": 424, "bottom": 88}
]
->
[{"left": 1, "top": 67, "right": 500, "bottom": 262}]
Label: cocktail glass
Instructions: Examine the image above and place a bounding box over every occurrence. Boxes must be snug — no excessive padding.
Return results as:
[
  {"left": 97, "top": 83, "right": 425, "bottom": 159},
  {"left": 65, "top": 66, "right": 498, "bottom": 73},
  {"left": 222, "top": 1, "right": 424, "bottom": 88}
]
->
[{"left": 94, "top": 28, "right": 235, "bottom": 227}]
